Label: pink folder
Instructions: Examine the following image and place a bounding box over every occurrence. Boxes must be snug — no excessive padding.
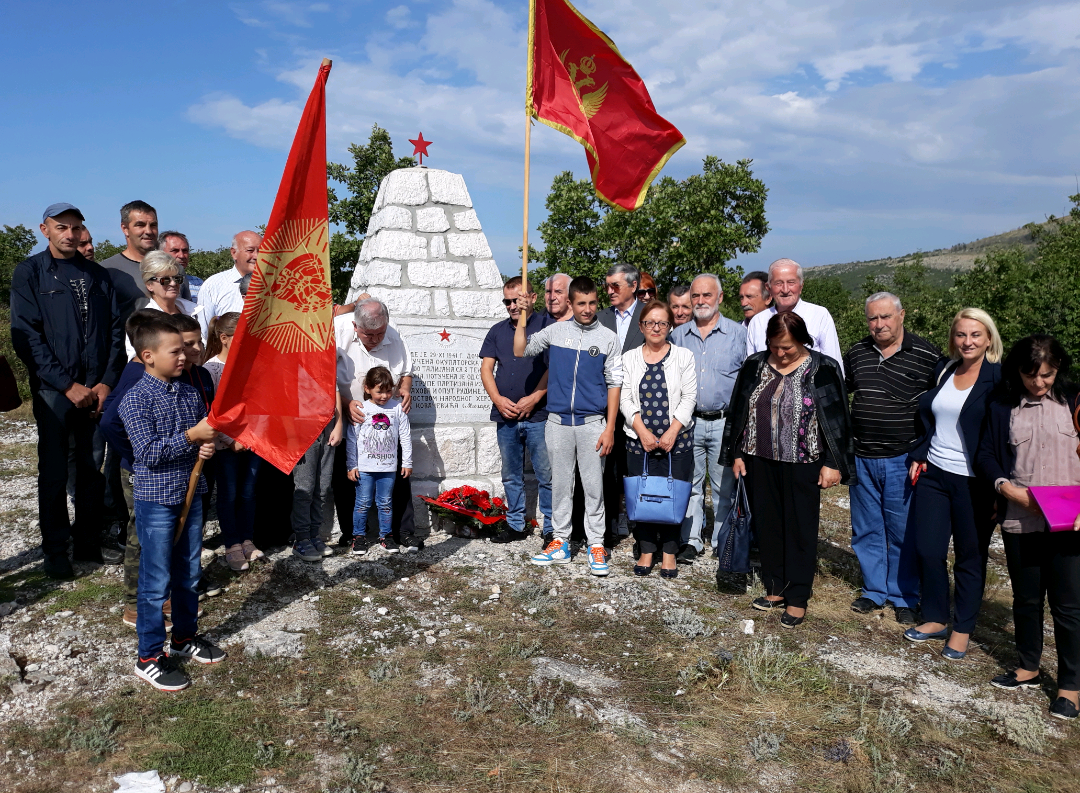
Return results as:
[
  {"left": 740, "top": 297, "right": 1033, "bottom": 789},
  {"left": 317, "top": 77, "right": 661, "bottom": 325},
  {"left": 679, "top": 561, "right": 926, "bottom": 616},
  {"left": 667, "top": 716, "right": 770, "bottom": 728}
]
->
[{"left": 1029, "top": 486, "right": 1080, "bottom": 531}]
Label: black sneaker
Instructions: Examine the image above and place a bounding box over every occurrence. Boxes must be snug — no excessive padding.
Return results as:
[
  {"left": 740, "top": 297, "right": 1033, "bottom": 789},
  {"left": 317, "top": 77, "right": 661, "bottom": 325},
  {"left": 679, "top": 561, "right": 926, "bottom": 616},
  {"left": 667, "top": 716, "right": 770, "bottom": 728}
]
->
[
  {"left": 676, "top": 544, "right": 698, "bottom": 565},
  {"left": 851, "top": 597, "right": 882, "bottom": 614},
  {"left": 170, "top": 635, "right": 227, "bottom": 665},
  {"left": 489, "top": 527, "right": 524, "bottom": 544},
  {"left": 380, "top": 536, "right": 399, "bottom": 553},
  {"left": 197, "top": 575, "right": 223, "bottom": 599},
  {"left": 400, "top": 535, "right": 423, "bottom": 553},
  {"left": 351, "top": 535, "right": 370, "bottom": 556},
  {"left": 336, "top": 533, "right": 354, "bottom": 548},
  {"left": 43, "top": 554, "right": 74, "bottom": 579},
  {"left": 752, "top": 596, "right": 786, "bottom": 611},
  {"left": 135, "top": 654, "right": 190, "bottom": 691},
  {"left": 893, "top": 607, "right": 918, "bottom": 625},
  {"left": 1050, "top": 697, "right": 1079, "bottom": 721},
  {"left": 72, "top": 545, "right": 103, "bottom": 564},
  {"left": 991, "top": 670, "right": 1042, "bottom": 691}
]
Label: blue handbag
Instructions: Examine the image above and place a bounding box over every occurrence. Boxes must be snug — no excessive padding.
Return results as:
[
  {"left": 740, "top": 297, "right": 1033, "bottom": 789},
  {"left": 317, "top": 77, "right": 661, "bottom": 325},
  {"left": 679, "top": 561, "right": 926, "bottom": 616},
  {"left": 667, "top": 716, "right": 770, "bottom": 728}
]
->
[
  {"left": 623, "top": 454, "right": 692, "bottom": 525},
  {"left": 715, "top": 476, "right": 751, "bottom": 572}
]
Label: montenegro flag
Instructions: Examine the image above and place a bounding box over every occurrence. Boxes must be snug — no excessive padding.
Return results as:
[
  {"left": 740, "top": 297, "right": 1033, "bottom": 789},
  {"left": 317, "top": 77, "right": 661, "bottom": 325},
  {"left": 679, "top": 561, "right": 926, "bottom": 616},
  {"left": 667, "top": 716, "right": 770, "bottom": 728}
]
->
[
  {"left": 527, "top": 0, "right": 685, "bottom": 211},
  {"left": 209, "top": 60, "right": 336, "bottom": 473}
]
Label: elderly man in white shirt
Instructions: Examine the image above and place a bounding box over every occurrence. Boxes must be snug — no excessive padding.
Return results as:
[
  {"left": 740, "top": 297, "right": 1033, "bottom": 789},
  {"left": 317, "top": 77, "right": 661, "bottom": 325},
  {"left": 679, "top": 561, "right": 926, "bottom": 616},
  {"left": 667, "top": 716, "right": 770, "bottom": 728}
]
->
[
  {"left": 746, "top": 258, "right": 844, "bottom": 372},
  {"left": 332, "top": 298, "right": 420, "bottom": 551},
  {"left": 195, "top": 230, "right": 261, "bottom": 339}
]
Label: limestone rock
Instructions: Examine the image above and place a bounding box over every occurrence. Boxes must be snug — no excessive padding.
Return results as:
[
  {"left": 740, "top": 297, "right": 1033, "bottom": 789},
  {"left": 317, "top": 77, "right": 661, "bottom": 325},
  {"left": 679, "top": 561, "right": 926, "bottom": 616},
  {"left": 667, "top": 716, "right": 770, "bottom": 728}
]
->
[
  {"left": 368, "top": 205, "right": 412, "bottom": 234},
  {"left": 243, "top": 631, "right": 305, "bottom": 659},
  {"left": 450, "top": 291, "right": 504, "bottom": 318},
  {"left": 476, "top": 427, "right": 501, "bottom": 476},
  {"left": 433, "top": 290, "right": 451, "bottom": 317},
  {"left": 473, "top": 260, "right": 503, "bottom": 289},
  {"left": 366, "top": 287, "right": 432, "bottom": 317},
  {"left": 412, "top": 427, "right": 476, "bottom": 477},
  {"left": 368, "top": 230, "right": 427, "bottom": 261},
  {"left": 453, "top": 209, "right": 482, "bottom": 231},
  {"left": 428, "top": 170, "right": 472, "bottom": 206},
  {"left": 382, "top": 169, "right": 430, "bottom": 206},
  {"left": 408, "top": 261, "right": 470, "bottom": 289},
  {"left": 447, "top": 232, "right": 492, "bottom": 259},
  {"left": 354, "top": 261, "right": 402, "bottom": 288},
  {"left": 429, "top": 235, "right": 447, "bottom": 259},
  {"left": 416, "top": 207, "right": 450, "bottom": 233}
]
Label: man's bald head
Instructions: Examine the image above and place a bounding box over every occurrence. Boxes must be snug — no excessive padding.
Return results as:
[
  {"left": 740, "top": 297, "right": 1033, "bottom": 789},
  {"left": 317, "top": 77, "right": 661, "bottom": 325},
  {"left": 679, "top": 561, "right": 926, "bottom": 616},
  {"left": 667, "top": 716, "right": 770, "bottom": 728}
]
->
[
  {"left": 768, "top": 258, "right": 804, "bottom": 313},
  {"left": 231, "top": 230, "right": 262, "bottom": 275}
]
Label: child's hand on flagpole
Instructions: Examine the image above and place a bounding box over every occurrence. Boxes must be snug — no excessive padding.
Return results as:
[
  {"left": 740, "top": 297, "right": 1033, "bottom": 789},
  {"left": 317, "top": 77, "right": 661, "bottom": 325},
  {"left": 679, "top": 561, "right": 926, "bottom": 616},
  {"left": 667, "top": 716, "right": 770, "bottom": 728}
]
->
[
  {"left": 198, "top": 441, "right": 215, "bottom": 460},
  {"left": 188, "top": 418, "right": 217, "bottom": 443}
]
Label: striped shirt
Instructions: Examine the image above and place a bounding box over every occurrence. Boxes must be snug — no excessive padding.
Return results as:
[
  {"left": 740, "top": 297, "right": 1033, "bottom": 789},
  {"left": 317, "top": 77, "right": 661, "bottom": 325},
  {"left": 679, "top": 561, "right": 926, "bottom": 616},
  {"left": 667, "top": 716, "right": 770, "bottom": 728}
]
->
[
  {"left": 118, "top": 372, "right": 209, "bottom": 504},
  {"left": 843, "top": 331, "right": 944, "bottom": 458}
]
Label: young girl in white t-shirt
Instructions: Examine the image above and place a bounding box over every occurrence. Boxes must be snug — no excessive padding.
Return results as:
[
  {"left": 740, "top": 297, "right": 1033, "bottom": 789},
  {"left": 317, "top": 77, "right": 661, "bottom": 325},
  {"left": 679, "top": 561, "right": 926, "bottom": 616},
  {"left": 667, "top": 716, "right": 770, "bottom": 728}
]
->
[{"left": 346, "top": 366, "right": 412, "bottom": 553}]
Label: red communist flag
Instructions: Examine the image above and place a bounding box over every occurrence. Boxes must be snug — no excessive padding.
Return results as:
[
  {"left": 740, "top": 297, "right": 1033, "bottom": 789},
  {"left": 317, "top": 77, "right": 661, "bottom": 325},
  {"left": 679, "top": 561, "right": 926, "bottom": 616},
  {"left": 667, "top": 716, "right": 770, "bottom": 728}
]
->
[
  {"left": 528, "top": 0, "right": 685, "bottom": 211},
  {"left": 209, "top": 59, "right": 335, "bottom": 473}
]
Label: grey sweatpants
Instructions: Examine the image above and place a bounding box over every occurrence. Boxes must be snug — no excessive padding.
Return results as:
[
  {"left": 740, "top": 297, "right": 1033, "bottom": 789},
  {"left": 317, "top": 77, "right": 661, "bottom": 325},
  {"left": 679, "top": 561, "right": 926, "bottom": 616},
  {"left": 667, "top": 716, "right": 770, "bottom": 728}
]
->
[
  {"left": 546, "top": 419, "right": 607, "bottom": 547},
  {"left": 291, "top": 420, "right": 336, "bottom": 542}
]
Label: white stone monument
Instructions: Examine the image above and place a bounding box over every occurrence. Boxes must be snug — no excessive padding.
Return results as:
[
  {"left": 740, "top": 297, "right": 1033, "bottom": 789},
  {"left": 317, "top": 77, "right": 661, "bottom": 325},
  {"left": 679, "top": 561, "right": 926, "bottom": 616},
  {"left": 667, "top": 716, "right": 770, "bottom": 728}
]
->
[{"left": 346, "top": 166, "right": 524, "bottom": 532}]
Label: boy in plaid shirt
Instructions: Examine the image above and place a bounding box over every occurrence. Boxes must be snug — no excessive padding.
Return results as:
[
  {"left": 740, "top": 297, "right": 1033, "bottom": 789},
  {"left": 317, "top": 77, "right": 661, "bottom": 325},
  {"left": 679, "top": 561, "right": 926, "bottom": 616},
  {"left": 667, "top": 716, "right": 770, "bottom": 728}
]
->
[{"left": 119, "top": 316, "right": 224, "bottom": 690}]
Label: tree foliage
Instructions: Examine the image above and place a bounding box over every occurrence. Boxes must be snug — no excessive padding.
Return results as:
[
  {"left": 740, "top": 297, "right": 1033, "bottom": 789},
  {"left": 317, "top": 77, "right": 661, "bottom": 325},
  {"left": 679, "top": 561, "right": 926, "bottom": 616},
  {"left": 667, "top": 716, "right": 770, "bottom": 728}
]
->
[
  {"left": 327, "top": 125, "right": 416, "bottom": 303},
  {"left": 529, "top": 157, "right": 768, "bottom": 311},
  {"left": 1, "top": 224, "right": 36, "bottom": 305}
]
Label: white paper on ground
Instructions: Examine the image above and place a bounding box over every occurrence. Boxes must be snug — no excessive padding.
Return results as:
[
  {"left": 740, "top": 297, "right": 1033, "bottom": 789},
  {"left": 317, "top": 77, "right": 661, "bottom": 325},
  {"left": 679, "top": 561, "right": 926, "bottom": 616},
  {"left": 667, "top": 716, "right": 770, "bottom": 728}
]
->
[{"left": 113, "top": 770, "right": 166, "bottom": 793}]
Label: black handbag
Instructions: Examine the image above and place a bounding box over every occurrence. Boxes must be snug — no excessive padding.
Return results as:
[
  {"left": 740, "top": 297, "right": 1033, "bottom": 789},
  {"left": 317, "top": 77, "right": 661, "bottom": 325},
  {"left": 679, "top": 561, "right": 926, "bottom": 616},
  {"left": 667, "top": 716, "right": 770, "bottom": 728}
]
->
[{"left": 716, "top": 476, "right": 751, "bottom": 572}]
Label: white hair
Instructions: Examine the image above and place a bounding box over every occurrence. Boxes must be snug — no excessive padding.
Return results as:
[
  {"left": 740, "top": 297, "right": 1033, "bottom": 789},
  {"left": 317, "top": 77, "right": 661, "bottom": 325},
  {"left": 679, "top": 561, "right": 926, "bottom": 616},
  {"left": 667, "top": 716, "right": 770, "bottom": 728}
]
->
[
  {"left": 865, "top": 292, "right": 903, "bottom": 312},
  {"left": 768, "top": 258, "right": 804, "bottom": 283},
  {"left": 691, "top": 273, "right": 723, "bottom": 294},
  {"left": 140, "top": 250, "right": 180, "bottom": 282},
  {"left": 545, "top": 273, "right": 570, "bottom": 288},
  {"left": 353, "top": 298, "right": 390, "bottom": 330}
]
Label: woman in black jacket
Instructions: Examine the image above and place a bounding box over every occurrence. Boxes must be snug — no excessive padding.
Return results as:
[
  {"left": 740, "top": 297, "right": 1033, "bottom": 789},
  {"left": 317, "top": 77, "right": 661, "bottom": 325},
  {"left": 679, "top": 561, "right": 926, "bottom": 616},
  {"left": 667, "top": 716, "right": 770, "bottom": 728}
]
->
[
  {"left": 719, "top": 312, "right": 854, "bottom": 628},
  {"left": 905, "top": 308, "right": 1002, "bottom": 659},
  {"left": 976, "top": 335, "right": 1080, "bottom": 721}
]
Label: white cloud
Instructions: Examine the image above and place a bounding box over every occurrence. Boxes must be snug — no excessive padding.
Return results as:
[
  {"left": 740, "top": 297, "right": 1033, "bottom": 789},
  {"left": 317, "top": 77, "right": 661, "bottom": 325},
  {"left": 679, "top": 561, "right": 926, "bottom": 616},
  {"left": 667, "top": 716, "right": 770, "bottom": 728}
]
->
[{"left": 192, "top": 0, "right": 1080, "bottom": 270}]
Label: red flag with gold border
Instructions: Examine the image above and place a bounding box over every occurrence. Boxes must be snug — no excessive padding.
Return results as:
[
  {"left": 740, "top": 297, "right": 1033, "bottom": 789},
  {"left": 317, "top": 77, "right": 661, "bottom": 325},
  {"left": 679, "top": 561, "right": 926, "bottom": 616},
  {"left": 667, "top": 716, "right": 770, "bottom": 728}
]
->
[
  {"left": 527, "top": 0, "right": 685, "bottom": 211},
  {"left": 208, "top": 60, "right": 335, "bottom": 473}
]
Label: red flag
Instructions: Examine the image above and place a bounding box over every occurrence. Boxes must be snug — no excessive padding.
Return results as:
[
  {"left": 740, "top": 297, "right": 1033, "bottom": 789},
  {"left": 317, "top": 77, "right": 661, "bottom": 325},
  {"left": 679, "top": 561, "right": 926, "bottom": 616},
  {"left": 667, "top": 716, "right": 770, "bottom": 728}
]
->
[
  {"left": 209, "top": 59, "right": 335, "bottom": 473},
  {"left": 527, "top": 0, "right": 685, "bottom": 211}
]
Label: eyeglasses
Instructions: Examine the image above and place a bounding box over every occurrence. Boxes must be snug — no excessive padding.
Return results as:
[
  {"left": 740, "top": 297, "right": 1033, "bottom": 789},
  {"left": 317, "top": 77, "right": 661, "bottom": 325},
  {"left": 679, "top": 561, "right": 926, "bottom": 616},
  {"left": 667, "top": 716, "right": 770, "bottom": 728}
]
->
[
  {"left": 604, "top": 281, "right": 623, "bottom": 291},
  {"left": 148, "top": 275, "right": 184, "bottom": 286},
  {"left": 502, "top": 298, "right": 518, "bottom": 306},
  {"left": 635, "top": 288, "right": 657, "bottom": 299},
  {"left": 642, "top": 320, "right": 670, "bottom": 330}
]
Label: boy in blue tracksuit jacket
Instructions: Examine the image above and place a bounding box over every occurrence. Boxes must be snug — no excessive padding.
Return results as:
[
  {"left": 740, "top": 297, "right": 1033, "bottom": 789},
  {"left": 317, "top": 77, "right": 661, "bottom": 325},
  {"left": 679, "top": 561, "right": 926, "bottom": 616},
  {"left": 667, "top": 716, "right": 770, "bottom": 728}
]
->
[{"left": 514, "top": 276, "right": 622, "bottom": 575}]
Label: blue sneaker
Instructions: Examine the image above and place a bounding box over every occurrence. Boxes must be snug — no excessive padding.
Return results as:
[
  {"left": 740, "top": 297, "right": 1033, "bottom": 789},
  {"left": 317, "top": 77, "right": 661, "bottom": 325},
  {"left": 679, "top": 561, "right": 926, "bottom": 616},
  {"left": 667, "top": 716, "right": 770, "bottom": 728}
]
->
[
  {"left": 531, "top": 538, "right": 571, "bottom": 566},
  {"left": 311, "top": 537, "right": 333, "bottom": 557},
  {"left": 587, "top": 545, "right": 609, "bottom": 577},
  {"left": 292, "top": 539, "right": 321, "bottom": 563}
]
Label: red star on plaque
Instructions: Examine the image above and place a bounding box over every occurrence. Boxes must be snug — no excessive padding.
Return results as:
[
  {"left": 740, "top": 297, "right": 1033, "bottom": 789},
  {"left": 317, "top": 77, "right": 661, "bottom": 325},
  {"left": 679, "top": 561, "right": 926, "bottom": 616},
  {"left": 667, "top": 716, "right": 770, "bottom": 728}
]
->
[
  {"left": 409, "top": 132, "right": 433, "bottom": 165},
  {"left": 438, "top": 328, "right": 451, "bottom": 342}
]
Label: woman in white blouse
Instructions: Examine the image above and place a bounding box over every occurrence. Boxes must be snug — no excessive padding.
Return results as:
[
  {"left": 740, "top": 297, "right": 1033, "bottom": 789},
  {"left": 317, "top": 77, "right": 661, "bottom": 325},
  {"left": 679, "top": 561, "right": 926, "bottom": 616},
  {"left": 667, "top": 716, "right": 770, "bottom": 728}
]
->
[
  {"left": 124, "top": 251, "right": 201, "bottom": 359},
  {"left": 620, "top": 300, "right": 697, "bottom": 578}
]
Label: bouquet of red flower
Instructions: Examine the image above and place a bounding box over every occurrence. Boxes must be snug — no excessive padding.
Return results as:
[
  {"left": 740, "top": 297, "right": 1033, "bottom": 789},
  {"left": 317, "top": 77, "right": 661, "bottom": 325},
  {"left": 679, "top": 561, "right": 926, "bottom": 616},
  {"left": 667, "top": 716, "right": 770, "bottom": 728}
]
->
[{"left": 421, "top": 485, "right": 509, "bottom": 537}]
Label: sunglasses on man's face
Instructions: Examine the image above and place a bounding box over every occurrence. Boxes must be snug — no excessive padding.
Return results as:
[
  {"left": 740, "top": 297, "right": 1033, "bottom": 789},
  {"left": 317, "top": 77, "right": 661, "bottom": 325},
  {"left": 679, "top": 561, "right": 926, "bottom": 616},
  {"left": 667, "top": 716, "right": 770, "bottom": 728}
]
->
[
  {"left": 149, "top": 275, "right": 184, "bottom": 287},
  {"left": 635, "top": 287, "right": 657, "bottom": 300},
  {"left": 502, "top": 298, "right": 519, "bottom": 306}
]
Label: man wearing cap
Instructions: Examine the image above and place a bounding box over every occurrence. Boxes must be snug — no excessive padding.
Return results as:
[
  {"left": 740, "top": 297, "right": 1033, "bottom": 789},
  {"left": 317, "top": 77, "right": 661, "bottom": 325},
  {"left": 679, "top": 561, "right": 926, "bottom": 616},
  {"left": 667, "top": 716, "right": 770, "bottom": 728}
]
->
[{"left": 10, "top": 204, "right": 126, "bottom": 578}]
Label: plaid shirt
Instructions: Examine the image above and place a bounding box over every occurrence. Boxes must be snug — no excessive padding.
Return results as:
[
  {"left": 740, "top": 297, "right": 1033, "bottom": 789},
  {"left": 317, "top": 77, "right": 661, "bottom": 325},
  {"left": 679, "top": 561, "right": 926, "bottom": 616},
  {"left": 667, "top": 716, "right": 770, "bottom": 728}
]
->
[{"left": 118, "top": 372, "right": 208, "bottom": 505}]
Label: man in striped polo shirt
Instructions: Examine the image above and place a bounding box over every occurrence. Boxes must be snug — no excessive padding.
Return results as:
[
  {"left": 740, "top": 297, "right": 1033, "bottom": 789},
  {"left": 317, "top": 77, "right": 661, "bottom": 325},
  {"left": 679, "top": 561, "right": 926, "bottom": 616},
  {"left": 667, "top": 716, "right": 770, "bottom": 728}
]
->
[{"left": 843, "top": 292, "right": 945, "bottom": 625}]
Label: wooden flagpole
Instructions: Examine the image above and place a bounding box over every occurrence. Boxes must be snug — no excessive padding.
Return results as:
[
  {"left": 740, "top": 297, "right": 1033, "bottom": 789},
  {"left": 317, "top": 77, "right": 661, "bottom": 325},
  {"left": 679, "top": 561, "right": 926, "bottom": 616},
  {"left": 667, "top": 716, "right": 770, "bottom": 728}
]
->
[
  {"left": 175, "top": 459, "right": 205, "bottom": 544},
  {"left": 518, "top": 113, "right": 532, "bottom": 330}
]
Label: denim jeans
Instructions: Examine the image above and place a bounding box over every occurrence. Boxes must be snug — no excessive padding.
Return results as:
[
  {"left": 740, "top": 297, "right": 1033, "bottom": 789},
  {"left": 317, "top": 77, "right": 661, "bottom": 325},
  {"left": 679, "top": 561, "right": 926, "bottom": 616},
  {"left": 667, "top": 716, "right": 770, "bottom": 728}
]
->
[
  {"left": 32, "top": 388, "right": 105, "bottom": 557},
  {"left": 216, "top": 450, "right": 261, "bottom": 547},
  {"left": 355, "top": 471, "right": 395, "bottom": 538},
  {"left": 134, "top": 497, "right": 203, "bottom": 659},
  {"left": 681, "top": 416, "right": 736, "bottom": 552},
  {"left": 850, "top": 454, "right": 920, "bottom": 608},
  {"left": 495, "top": 420, "right": 552, "bottom": 534}
]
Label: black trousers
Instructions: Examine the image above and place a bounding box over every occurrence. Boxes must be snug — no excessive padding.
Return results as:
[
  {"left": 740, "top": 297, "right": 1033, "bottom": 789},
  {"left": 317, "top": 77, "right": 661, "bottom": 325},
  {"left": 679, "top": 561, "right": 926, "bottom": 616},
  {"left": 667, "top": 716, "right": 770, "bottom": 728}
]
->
[
  {"left": 1003, "top": 530, "right": 1080, "bottom": 690},
  {"left": 744, "top": 455, "right": 822, "bottom": 608},
  {"left": 913, "top": 463, "right": 995, "bottom": 633},
  {"left": 601, "top": 414, "right": 628, "bottom": 536},
  {"left": 626, "top": 449, "right": 693, "bottom": 555},
  {"left": 331, "top": 440, "right": 416, "bottom": 542},
  {"left": 32, "top": 388, "right": 105, "bottom": 557}
]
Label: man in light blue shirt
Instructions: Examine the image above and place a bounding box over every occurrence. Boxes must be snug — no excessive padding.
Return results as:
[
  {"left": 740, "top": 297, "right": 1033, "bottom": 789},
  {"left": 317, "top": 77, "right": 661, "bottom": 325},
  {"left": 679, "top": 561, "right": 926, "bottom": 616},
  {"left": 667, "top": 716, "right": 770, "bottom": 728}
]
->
[{"left": 670, "top": 273, "right": 747, "bottom": 563}]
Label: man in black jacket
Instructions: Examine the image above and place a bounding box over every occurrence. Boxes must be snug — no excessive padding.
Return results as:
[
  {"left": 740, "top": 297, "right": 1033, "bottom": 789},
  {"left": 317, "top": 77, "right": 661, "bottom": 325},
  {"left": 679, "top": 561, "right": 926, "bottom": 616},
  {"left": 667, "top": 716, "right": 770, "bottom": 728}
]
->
[
  {"left": 10, "top": 203, "right": 126, "bottom": 578},
  {"left": 597, "top": 263, "right": 645, "bottom": 545}
]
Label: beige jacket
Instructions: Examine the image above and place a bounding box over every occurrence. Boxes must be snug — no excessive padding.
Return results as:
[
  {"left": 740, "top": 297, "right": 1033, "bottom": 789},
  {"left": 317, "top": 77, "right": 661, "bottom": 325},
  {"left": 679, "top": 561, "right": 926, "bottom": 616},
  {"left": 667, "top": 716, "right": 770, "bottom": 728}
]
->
[{"left": 620, "top": 344, "right": 697, "bottom": 440}]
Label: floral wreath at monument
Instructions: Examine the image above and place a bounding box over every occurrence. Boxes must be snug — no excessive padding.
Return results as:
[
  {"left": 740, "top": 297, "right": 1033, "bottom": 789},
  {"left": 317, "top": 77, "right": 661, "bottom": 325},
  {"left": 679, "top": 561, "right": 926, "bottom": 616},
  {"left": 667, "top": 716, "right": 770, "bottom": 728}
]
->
[{"left": 421, "top": 486, "right": 536, "bottom": 541}]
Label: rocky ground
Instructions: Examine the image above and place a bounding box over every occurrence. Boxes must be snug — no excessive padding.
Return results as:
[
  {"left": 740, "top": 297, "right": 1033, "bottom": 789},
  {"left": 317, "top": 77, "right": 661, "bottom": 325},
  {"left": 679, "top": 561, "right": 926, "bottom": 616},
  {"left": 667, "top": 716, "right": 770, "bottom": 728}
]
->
[{"left": 0, "top": 413, "right": 1077, "bottom": 793}]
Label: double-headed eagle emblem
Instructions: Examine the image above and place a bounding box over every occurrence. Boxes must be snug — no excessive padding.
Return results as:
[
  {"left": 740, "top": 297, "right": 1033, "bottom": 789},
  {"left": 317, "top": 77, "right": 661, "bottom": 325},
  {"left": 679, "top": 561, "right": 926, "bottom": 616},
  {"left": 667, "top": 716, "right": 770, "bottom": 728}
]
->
[
  {"left": 244, "top": 218, "right": 333, "bottom": 355},
  {"left": 559, "top": 50, "right": 608, "bottom": 119}
]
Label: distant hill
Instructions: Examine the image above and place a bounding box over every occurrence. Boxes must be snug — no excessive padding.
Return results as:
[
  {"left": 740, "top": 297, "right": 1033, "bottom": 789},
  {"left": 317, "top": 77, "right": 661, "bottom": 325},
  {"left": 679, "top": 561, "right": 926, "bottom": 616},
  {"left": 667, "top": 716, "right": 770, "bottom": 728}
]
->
[{"left": 804, "top": 223, "right": 1041, "bottom": 293}]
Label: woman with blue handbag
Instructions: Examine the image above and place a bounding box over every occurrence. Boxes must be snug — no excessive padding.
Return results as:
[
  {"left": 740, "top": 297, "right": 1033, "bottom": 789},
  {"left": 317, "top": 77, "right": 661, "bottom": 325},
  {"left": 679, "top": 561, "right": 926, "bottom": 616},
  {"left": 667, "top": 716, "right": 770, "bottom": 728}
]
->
[
  {"left": 620, "top": 301, "right": 697, "bottom": 578},
  {"left": 720, "top": 312, "right": 854, "bottom": 627}
]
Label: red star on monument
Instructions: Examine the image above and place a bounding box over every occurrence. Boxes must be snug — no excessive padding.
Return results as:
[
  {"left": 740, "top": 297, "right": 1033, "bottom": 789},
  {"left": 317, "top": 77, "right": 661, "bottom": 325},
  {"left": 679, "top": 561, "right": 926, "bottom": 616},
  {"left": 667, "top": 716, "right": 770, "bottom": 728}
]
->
[
  {"left": 409, "top": 132, "right": 433, "bottom": 165},
  {"left": 438, "top": 328, "right": 451, "bottom": 342}
]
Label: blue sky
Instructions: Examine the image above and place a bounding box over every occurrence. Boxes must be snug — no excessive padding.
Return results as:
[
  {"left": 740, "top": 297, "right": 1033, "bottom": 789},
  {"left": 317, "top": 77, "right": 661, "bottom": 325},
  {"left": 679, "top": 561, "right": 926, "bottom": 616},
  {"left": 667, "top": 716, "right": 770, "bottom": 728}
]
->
[{"left": 2, "top": 0, "right": 1078, "bottom": 277}]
